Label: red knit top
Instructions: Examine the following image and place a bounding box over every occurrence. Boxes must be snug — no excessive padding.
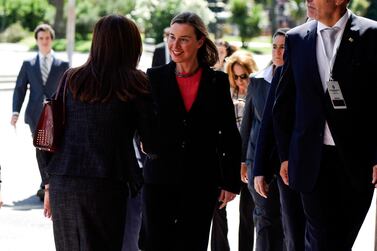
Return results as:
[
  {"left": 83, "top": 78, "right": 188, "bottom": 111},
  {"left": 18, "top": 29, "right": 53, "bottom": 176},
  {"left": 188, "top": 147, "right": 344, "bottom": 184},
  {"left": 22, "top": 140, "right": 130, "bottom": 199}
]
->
[{"left": 176, "top": 68, "right": 203, "bottom": 111}]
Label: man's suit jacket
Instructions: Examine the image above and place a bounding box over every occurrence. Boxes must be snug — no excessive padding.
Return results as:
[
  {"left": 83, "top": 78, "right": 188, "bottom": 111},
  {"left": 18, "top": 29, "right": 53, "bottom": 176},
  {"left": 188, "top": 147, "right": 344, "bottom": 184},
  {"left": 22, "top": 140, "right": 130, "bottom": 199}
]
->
[
  {"left": 145, "top": 62, "right": 241, "bottom": 193},
  {"left": 252, "top": 67, "right": 283, "bottom": 182},
  {"left": 273, "top": 13, "right": 377, "bottom": 192},
  {"left": 240, "top": 68, "right": 272, "bottom": 170},
  {"left": 12, "top": 55, "right": 69, "bottom": 134},
  {"left": 151, "top": 43, "right": 168, "bottom": 67}
]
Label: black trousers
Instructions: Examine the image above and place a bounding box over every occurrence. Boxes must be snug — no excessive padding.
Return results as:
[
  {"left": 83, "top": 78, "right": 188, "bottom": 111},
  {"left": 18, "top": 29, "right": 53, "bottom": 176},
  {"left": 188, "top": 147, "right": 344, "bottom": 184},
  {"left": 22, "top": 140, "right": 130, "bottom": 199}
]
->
[
  {"left": 143, "top": 184, "right": 219, "bottom": 251},
  {"left": 277, "top": 176, "right": 305, "bottom": 251},
  {"left": 210, "top": 182, "right": 255, "bottom": 251},
  {"left": 248, "top": 163, "right": 286, "bottom": 251},
  {"left": 300, "top": 145, "right": 374, "bottom": 251},
  {"left": 49, "top": 176, "right": 128, "bottom": 251}
]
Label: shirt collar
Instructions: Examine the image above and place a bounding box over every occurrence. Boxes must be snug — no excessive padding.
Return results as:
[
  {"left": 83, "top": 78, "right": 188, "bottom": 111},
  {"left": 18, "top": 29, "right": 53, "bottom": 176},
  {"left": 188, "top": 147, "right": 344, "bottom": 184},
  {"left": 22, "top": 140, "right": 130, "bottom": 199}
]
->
[
  {"left": 39, "top": 50, "right": 54, "bottom": 61},
  {"left": 254, "top": 64, "right": 274, "bottom": 83},
  {"left": 317, "top": 9, "right": 350, "bottom": 32}
]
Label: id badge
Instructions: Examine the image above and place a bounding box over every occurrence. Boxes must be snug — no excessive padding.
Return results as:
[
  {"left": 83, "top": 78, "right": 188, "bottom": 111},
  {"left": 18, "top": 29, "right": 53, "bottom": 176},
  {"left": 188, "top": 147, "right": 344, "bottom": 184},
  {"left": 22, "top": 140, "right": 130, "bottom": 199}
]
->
[{"left": 327, "top": 80, "right": 347, "bottom": 109}]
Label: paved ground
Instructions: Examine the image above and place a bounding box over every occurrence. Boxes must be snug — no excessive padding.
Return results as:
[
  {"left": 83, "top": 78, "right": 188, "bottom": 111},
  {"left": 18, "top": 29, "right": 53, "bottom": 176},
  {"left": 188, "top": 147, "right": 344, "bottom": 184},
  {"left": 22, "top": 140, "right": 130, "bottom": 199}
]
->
[{"left": 0, "top": 42, "right": 375, "bottom": 250}]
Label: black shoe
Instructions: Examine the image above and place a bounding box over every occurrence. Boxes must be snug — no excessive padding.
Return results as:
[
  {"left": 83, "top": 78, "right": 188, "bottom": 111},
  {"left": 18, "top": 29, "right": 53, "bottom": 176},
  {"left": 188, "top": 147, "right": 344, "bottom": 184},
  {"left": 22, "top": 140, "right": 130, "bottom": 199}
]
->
[{"left": 36, "top": 188, "right": 45, "bottom": 202}]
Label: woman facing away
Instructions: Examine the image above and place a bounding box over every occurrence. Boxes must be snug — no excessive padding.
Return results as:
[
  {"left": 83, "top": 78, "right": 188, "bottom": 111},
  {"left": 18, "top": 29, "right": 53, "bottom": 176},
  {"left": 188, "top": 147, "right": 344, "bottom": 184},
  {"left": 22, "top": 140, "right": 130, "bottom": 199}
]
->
[
  {"left": 143, "top": 12, "right": 241, "bottom": 251},
  {"left": 43, "top": 15, "right": 157, "bottom": 251}
]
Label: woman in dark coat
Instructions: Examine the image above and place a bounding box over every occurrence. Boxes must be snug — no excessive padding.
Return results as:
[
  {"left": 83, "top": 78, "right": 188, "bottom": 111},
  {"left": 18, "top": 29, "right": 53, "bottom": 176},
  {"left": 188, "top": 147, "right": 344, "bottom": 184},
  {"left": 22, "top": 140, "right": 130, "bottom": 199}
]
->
[
  {"left": 43, "top": 15, "right": 157, "bottom": 251},
  {"left": 144, "top": 12, "right": 241, "bottom": 251}
]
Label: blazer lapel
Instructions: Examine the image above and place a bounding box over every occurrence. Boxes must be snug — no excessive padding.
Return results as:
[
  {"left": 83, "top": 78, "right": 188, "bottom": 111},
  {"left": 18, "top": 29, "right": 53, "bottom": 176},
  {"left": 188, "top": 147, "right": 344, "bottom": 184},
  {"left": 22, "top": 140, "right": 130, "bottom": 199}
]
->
[
  {"left": 32, "top": 55, "right": 44, "bottom": 85},
  {"left": 306, "top": 21, "right": 325, "bottom": 96},
  {"left": 188, "top": 66, "right": 211, "bottom": 114},
  {"left": 165, "top": 62, "right": 188, "bottom": 115},
  {"left": 332, "top": 14, "right": 359, "bottom": 81}
]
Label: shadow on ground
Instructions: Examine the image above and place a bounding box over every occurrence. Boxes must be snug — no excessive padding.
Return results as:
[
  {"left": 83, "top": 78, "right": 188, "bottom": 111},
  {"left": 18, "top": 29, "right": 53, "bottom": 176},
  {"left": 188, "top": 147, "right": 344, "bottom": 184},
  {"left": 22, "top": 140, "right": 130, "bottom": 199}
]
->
[{"left": 8, "top": 195, "right": 43, "bottom": 210}]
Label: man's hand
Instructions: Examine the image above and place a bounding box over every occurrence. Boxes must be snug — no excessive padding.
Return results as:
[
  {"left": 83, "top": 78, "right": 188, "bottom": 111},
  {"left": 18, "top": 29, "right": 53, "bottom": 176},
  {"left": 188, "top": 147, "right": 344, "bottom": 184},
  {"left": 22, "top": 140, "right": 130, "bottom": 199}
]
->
[
  {"left": 218, "top": 189, "right": 237, "bottom": 209},
  {"left": 371, "top": 165, "right": 377, "bottom": 188},
  {"left": 10, "top": 115, "right": 18, "bottom": 128},
  {"left": 280, "top": 160, "right": 289, "bottom": 185},
  {"left": 240, "top": 163, "right": 248, "bottom": 183},
  {"left": 254, "top": 176, "right": 269, "bottom": 198}
]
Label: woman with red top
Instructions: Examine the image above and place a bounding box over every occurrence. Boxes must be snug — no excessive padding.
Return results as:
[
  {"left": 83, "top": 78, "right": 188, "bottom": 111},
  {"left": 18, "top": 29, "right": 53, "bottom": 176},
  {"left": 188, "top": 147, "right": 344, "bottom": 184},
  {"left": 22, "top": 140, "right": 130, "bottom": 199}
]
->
[{"left": 144, "top": 12, "right": 241, "bottom": 251}]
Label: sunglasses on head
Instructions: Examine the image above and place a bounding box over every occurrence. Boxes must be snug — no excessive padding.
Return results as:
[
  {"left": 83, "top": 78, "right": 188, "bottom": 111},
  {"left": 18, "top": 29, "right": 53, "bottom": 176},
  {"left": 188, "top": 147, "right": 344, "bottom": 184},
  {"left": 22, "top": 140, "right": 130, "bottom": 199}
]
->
[{"left": 233, "top": 74, "right": 248, "bottom": 80}]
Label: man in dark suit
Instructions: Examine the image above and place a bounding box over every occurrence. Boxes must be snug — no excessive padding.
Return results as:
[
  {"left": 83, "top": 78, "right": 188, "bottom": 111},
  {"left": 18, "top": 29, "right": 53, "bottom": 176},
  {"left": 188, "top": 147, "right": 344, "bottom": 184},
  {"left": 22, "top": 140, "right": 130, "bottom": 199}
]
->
[
  {"left": 11, "top": 24, "right": 69, "bottom": 200},
  {"left": 273, "top": 0, "right": 377, "bottom": 250},
  {"left": 151, "top": 27, "right": 170, "bottom": 67}
]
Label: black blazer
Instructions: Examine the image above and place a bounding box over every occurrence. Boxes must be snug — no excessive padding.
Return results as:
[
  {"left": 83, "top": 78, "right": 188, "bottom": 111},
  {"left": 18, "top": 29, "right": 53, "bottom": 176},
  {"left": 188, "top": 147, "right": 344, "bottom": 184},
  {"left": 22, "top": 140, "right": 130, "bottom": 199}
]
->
[
  {"left": 47, "top": 72, "right": 157, "bottom": 190},
  {"left": 12, "top": 55, "right": 69, "bottom": 133},
  {"left": 273, "top": 14, "right": 377, "bottom": 192},
  {"left": 253, "top": 67, "right": 283, "bottom": 182},
  {"left": 145, "top": 62, "right": 241, "bottom": 193}
]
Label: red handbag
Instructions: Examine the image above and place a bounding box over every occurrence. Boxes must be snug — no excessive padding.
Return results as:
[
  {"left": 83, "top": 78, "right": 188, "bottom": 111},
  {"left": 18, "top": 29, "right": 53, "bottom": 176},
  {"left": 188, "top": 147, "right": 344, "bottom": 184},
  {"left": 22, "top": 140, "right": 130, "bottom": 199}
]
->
[{"left": 33, "top": 75, "right": 68, "bottom": 152}]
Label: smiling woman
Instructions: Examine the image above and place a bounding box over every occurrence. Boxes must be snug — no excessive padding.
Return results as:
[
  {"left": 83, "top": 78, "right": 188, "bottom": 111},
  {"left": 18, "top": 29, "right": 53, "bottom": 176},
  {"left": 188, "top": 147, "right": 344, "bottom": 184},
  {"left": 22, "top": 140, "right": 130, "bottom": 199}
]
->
[{"left": 144, "top": 12, "right": 242, "bottom": 251}]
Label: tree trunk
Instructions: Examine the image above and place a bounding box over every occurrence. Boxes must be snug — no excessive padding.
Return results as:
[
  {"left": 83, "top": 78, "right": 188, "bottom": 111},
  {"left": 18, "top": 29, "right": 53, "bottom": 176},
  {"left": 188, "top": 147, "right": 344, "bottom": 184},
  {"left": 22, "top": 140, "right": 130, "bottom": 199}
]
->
[{"left": 51, "top": 0, "right": 65, "bottom": 38}]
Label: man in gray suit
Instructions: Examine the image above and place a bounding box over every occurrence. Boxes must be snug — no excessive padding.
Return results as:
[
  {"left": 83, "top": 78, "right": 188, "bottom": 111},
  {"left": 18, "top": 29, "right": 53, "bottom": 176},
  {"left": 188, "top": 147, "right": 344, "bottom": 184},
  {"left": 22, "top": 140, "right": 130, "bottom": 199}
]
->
[{"left": 11, "top": 24, "right": 69, "bottom": 201}]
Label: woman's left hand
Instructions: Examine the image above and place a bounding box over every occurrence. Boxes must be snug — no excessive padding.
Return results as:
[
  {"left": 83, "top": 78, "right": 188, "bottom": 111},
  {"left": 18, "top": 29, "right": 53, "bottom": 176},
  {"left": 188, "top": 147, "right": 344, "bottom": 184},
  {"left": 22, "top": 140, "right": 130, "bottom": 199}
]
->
[
  {"left": 43, "top": 185, "right": 52, "bottom": 219},
  {"left": 218, "top": 189, "right": 237, "bottom": 209}
]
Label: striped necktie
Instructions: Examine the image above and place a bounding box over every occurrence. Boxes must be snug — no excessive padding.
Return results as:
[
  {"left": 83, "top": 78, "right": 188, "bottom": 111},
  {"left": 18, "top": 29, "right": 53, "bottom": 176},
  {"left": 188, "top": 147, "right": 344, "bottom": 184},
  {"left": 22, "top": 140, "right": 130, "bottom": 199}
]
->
[{"left": 41, "top": 56, "right": 49, "bottom": 85}]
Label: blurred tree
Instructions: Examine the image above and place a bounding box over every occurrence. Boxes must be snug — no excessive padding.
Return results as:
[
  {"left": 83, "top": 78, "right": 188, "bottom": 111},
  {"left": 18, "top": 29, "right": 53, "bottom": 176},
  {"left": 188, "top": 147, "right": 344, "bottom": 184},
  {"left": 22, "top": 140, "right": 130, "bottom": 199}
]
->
[
  {"left": 230, "top": 0, "right": 262, "bottom": 48},
  {"left": 365, "top": 0, "right": 377, "bottom": 20},
  {"left": 0, "top": 0, "right": 53, "bottom": 32},
  {"left": 48, "top": 0, "right": 65, "bottom": 38},
  {"left": 133, "top": 0, "right": 214, "bottom": 44}
]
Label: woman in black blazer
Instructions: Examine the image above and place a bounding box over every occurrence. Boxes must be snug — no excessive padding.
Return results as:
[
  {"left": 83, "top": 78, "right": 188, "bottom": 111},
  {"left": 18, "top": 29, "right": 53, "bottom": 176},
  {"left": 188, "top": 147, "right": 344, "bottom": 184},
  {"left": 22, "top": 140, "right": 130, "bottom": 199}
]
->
[
  {"left": 43, "top": 15, "right": 157, "bottom": 251},
  {"left": 144, "top": 12, "right": 241, "bottom": 251}
]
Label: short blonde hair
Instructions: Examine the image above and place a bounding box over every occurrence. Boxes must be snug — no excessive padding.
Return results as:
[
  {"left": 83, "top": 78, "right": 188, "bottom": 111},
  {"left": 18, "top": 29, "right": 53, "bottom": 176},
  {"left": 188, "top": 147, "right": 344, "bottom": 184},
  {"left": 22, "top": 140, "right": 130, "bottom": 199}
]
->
[{"left": 225, "top": 51, "right": 258, "bottom": 91}]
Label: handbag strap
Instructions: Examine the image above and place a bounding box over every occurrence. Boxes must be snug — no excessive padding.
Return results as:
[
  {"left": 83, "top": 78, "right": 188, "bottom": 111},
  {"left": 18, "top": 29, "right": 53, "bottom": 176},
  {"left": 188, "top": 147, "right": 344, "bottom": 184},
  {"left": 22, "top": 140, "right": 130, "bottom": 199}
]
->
[{"left": 53, "top": 71, "right": 68, "bottom": 125}]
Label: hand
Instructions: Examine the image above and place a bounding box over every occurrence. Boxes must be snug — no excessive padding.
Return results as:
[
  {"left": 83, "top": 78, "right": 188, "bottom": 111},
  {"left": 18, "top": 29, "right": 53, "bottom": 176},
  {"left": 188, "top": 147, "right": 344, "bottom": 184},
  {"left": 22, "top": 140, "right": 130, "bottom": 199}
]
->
[
  {"left": 0, "top": 193, "right": 3, "bottom": 209},
  {"left": 43, "top": 185, "right": 52, "bottom": 219},
  {"left": 371, "top": 165, "right": 377, "bottom": 188},
  {"left": 280, "top": 161, "right": 289, "bottom": 186},
  {"left": 240, "top": 163, "right": 248, "bottom": 183},
  {"left": 254, "top": 176, "right": 269, "bottom": 198},
  {"left": 10, "top": 115, "right": 18, "bottom": 128},
  {"left": 218, "top": 189, "right": 237, "bottom": 209}
]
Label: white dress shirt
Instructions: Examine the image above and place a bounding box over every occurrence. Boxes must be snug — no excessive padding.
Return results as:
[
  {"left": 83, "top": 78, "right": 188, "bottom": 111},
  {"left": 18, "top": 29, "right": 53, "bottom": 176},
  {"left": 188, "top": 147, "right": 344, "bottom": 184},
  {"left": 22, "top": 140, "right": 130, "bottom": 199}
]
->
[{"left": 316, "top": 10, "right": 350, "bottom": 145}]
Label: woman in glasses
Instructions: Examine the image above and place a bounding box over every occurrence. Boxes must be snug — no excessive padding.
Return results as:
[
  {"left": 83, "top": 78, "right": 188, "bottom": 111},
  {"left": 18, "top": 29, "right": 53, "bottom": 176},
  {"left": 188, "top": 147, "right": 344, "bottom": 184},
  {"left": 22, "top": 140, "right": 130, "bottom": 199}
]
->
[
  {"left": 240, "top": 28, "right": 289, "bottom": 251},
  {"left": 211, "top": 50, "right": 258, "bottom": 251}
]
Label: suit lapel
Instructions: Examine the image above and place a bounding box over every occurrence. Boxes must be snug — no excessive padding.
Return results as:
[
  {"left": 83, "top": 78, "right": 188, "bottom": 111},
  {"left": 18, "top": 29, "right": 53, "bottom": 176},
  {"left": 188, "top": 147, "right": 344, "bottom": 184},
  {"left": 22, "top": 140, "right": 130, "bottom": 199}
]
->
[
  {"left": 188, "top": 66, "right": 211, "bottom": 114},
  {"left": 306, "top": 21, "right": 325, "bottom": 96},
  {"left": 32, "top": 55, "right": 44, "bottom": 85},
  {"left": 332, "top": 14, "right": 359, "bottom": 81},
  {"left": 165, "top": 63, "right": 188, "bottom": 115}
]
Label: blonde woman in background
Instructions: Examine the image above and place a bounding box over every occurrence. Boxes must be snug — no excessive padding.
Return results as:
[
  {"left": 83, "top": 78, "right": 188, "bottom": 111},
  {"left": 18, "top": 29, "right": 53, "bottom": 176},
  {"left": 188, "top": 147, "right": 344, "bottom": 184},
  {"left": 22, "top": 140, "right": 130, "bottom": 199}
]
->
[{"left": 211, "top": 51, "right": 258, "bottom": 251}]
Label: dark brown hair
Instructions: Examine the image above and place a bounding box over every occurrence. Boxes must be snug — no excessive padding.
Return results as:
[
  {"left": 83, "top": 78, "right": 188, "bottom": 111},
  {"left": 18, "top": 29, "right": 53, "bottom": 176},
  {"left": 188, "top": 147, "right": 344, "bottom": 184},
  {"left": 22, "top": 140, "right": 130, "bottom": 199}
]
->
[
  {"left": 67, "top": 15, "right": 149, "bottom": 102},
  {"left": 34, "top": 24, "right": 55, "bottom": 40},
  {"left": 171, "top": 12, "right": 218, "bottom": 66}
]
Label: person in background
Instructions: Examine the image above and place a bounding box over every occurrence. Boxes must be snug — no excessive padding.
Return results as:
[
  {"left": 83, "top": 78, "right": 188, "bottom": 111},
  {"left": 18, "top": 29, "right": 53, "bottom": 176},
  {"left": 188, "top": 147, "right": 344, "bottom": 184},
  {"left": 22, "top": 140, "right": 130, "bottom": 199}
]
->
[
  {"left": 213, "top": 40, "right": 237, "bottom": 72},
  {"left": 273, "top": 0, "right": 377, "bottom": 249},
  {"left": 253, "top": 28, "right": 306, "bottom": 251},
  {"left": 11, "top": 24, "right": 69, "bottom": 201},
  {"left": 144, "top": 12, "right": 241, "bottom": 251},
  {"left": 43, "top": 15, "right": 157, "bottom": 250},
  {"left": 211, "top": 50, "right": 258, "bottom": 251},
  {"left": 152, "top": 27, "right": 171, "bottom": 67},
  {"left": 240, "top": 28, "right": 289, "bottom": 251}
]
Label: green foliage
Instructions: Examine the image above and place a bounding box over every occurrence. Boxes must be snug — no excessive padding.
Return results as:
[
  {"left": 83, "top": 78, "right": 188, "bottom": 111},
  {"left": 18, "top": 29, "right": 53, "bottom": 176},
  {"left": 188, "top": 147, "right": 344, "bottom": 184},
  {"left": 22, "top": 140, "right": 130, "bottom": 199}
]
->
[
  {"left": 133, "top": 0, "right": 214, "bottom": 44},
  {"left": 0, "top": 22, "right": 30, "bottom": 42},
  {"left": 366, "top": 0, "right": 377, "bottom": 20},
  {"left": 0, "top": 0, "right": 53, "bottom": 32},
  {"left": 230, "top": 0, "right": 262, "bottom": 48}
]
